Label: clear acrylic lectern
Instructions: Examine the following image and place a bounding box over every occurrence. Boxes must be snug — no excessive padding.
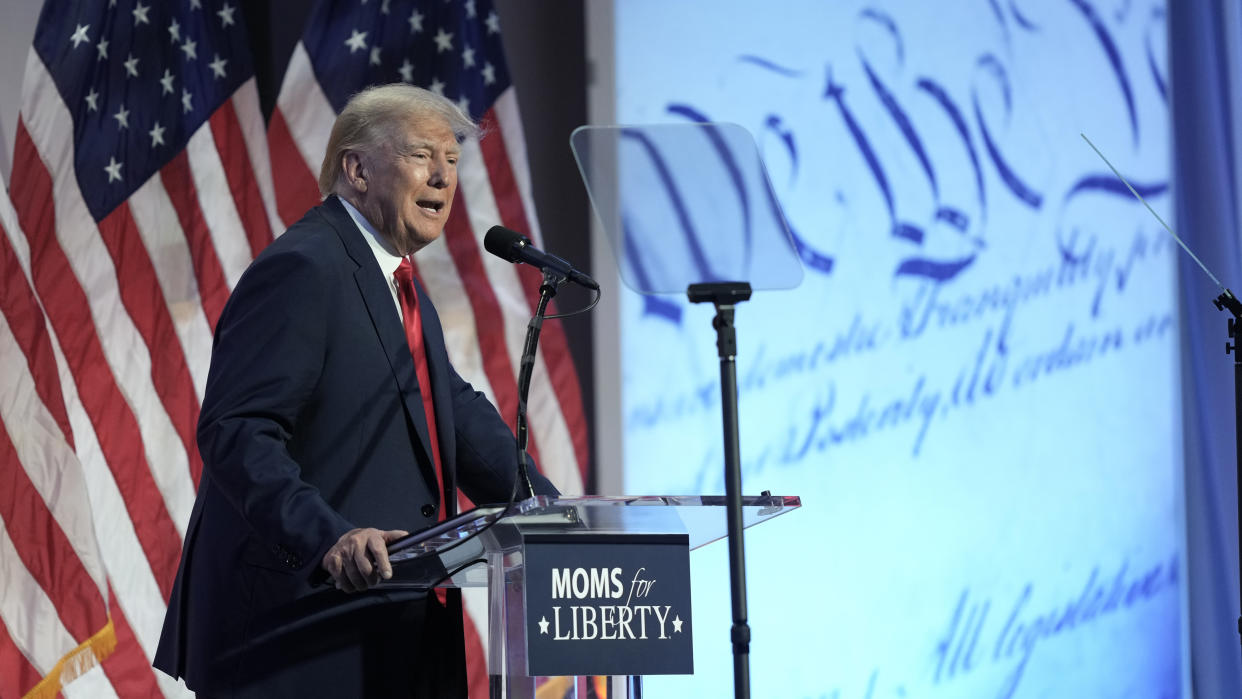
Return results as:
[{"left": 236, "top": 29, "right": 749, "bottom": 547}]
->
[{"left": 381, "top": 494, "right": 800, "bottom": 698}]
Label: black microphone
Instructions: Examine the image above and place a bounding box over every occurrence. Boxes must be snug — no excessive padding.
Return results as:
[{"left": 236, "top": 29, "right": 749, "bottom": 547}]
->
[{"left": 483, "top": 226, "right": 599, "bottom": 290}]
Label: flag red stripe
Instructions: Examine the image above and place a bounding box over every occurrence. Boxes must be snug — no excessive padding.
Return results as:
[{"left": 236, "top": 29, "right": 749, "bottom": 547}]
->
[
  {"left": 266, "top": 107, "right": 323, "bottom": 227},
  {"left": 438, "top": 190, "right": 542, "bottom": 465},
  {"left": 96, "top": 203, "right": 204, "bottom": 487},
  {"left": 0, "top": 615, "right": 42, "bottom": 699},
  {"left": 159, "top": 151, "right": 230, "bottom": 329},
  {"left": 0, "top": 220, "right": 74, "bottom": 450},
  {"left": 100, "top": 589, "right": 163, "bottom": 698},
  {"left": 477, "top": 110, "right": 589, "bottom": 475},
  {"left": 11, "top": 121, "right": 181, "bottom": 601},
  {"left": 209, "top": 102, "right": 275, "bottom": 258},
  {"left": 0, "top": 418, "right": 107, "bottom": 641}
]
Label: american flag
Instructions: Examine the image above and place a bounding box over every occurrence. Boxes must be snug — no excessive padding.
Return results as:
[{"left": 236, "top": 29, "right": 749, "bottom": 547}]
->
[{"left": 0, "top": 0, "right": 589, "bottom": 696}]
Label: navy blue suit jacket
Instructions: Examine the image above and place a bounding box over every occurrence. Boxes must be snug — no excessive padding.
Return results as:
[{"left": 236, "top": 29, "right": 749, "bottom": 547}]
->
[{"left": 154, "top": 196, "right": 557, "bottom": 693}]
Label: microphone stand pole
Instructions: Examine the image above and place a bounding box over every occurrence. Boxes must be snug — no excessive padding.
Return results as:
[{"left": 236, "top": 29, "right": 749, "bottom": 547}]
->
[
  {"left": 688, "top": 281, "right": 753, "bottom": 699},
  {"left": 515, "top": 270, "right": 565, "bottom": 499},
  {"left": 1212, "top": 289, "right": 1242, "bottom": 664}
]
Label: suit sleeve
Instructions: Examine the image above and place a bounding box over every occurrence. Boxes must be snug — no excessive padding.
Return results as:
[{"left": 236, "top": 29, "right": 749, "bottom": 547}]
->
[
  {"left": 196, "top": 246, "right": 354, "bottom": 578},
  {"left": 447, "top": 363, "right": 561, "bottom": 504}
]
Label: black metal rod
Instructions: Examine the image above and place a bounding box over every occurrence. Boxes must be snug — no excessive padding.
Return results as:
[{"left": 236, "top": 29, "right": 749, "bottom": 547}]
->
[
  {"left": 689, "top": 281, "right": 753, "bottom": 699},
  {"left": 1211, "top": 290, "right": 1242, "bottom": 663},
  {"left": 515, "top": 272, "right": 563, "bottom": 499},
  {"left": 718, "top": 328, "right": 751, "bottom": 699},
  {"left": 1233, "top": 318, "right": 1242, "bottom": 657}
]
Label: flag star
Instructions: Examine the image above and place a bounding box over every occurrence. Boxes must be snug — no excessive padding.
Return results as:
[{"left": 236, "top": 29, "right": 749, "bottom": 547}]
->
[
  {"left": 70, "top": 24, "right": 90, "bottom": 49},
  {"left": 429, "top": 77, "right": 445, "bottom": 95},
  {"left": 456, "top": 96, "right": 470, "bottom": 115},
  {"left": 672, "top": 615, "right": 683, "bottom": 633},
  {"left": 182, "top": 88, "right": 194, "bottom": 113},
  {"left": 369, "top": 46, "right": 381, "bottom": 66},
  {"left": 190, "top": 0, "right": 202, "bottom": 9},
  {"left": 380, "top": 0, "right": 390, "bottom": 14},
  {"left": 104, "top": 157, "right": 123, "bottom": 183},
  {"left": 113, "top": 105, "right": 130, "bottom": 129},
  {"left": 217, "top": 3, "right": 236, "bottom": 27},
  {"left": 398, "top": 58, "right": 413, "bottom": 82},
  {"left": 123, "top": 53, "right": 140, "bottom": 78},
  {"left": 85, "top": 88, "right": 99, "bottom": 112},
  {"left": 132, "top": 2, "right": 150, "bottom": 25},
  {"left": 485, "top": 11, "right": 500, "bottom": 34},
  {"left": 149, "top": 121, "right": 166, "bottom": 147},
  {"left": 96, "top": 38, "right": 109, "bottom": 61},
  {"left": 465, "top": 0, "right": 476, "bottom": 18},
  {"left": 462, "top": 47, "right": 475, "bottom": 68},
  {"left": 481, "top": 62, "right": 495, "bottom": 85},
  {"left": 160, "top": 68, "right": 175, "bottom": 94},
  {"left": 408, "top": 10, "right": 423, "bottom": 33},
  {"left": 209, "top": 53, "right": 227, "bottom": 78},
  {"left": 537, "top": 616, "right": 549, "bottom": 634},
  {"left": 433, "top": 29, "right": 453, "bottom": 53},
  {"left": 181, "top": 37, "right": 197, "bottom": 60},
  {"left": 345, "top": 29, "right": 367, "bottom": 53},
  {"left": 169, "top": 18, "right": 181, "bottom": 42}
]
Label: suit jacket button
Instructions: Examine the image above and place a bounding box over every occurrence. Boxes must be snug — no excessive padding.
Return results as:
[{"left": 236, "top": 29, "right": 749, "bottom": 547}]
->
[{"left": 421, "top": 504, "right": 435, "bottom": 518}]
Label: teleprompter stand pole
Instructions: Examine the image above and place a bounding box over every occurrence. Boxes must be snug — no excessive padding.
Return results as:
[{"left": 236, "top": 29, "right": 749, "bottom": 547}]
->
[
  {"left": 1213, "top": 288, "right": 1242, "bottom": 664},
  {"left": 688, "top": 281, "right": 754, "bottom": 699}
]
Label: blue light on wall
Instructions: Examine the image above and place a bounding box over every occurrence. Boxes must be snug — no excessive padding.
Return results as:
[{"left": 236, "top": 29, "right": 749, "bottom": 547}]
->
[{"left": 611, "top": 2, "right": 1183, "bottom": 697}]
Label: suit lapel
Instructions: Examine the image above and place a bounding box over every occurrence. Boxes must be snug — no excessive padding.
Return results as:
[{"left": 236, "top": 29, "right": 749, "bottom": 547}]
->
[{"left": 320, "top": 197, "right": 441, "bottom": 490}]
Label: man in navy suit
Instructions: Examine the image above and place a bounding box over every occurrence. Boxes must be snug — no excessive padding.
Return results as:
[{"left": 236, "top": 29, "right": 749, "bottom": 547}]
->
[{"left": 154, "top": 83, "right": 558, "bottom": 697}]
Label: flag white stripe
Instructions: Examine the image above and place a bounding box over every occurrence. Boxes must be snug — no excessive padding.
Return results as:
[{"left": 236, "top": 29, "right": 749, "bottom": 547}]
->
[
  {"left": 0, "top": 516, "right": 80, "bottom": 676},
  {"left": 186, "top": 121, "right": 255, "bottom": 289},
  {"left": 457, "top": 140, "right": 583, "bottom": 494},
  {"left": 127, "top": 178, "right": 214, "bottom": 402},
  {"left": 493, "top": 94, "right": 585, "bottom": 493},
  {"left": 61, "top": 665, "right": 122, "bottom": 699},
  {"left": 275, "top": 42, "right": 336, "bottom": 180},
  {"left": 49, "top": 309, "right": 182, "bottom": 680},
  {"left": 60, "top": 665, "right": 122, "bottom": 695},
  {"left": 414, "top": 237, "right": 500, "bottom": 406},
  {"left": 0, "top": 312, "right": 109, "bottom": 604},
  {"left": 493, "top": 91, "right": 544, "bottom": 245},
  {"left": 231, "top": 80, "right": 286, "bottom": 241},
  {"left": 23, "top": 50, "right": 195, "bottom": 539}
]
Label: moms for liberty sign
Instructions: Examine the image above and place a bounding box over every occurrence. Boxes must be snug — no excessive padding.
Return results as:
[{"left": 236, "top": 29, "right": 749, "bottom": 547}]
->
[
  {"left": 610, "top": 1, "right": 1183, "bottom": 697},
  {"left": 523, "top": 535, "right": 693, "bottom": 676}
]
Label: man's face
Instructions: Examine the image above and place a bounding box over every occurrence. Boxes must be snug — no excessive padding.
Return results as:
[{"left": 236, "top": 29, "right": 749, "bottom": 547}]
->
[{"left": 355, "top": 112, "right": 460, "bottom": 255}]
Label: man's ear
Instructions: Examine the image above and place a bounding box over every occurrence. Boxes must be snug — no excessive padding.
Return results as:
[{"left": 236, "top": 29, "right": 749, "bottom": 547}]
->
[{"left": 341, "top": 150, "right": 368, "bottom": 194}]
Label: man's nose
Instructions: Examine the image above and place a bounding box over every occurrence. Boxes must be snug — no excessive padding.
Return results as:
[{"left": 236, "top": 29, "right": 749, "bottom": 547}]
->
[{"left": 428, "top": 159, "right": 450, "bottom": 188}]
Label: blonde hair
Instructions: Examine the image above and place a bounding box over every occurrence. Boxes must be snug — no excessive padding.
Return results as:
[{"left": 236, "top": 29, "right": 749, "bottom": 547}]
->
[{"left": 318, "top": 83, "right": 480, "bottom": 196}]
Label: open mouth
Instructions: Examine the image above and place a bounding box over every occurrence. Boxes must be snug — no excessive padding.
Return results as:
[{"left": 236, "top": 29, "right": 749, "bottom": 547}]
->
[{"left": 417, "top": 199, "right": 444, "bottom": 214}]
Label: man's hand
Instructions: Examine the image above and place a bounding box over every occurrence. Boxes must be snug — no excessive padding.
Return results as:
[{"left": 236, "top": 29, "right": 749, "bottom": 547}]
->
[{"left": 321, "top": 528, "right": 409, "bottom": 593}]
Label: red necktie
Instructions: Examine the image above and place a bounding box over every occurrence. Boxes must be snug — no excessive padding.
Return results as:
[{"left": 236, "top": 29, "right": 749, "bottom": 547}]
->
[
  {"left": 395, "top": 260, "right": 449, "bottom": 605},
  {"left": 394, "top": 259, "right": 446, "bottom": 523}
]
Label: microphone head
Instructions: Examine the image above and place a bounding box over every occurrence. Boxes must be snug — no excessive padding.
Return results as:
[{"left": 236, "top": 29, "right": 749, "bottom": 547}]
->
[{"left": 483, "top": 225, "right": 529, "bottom": 263}]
